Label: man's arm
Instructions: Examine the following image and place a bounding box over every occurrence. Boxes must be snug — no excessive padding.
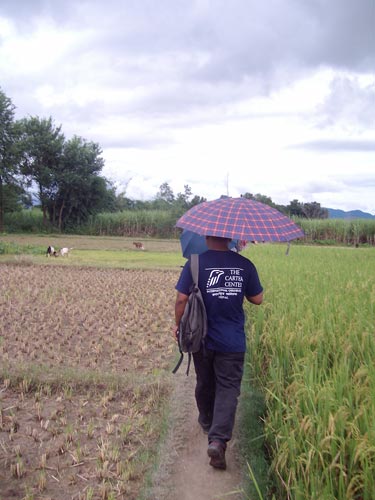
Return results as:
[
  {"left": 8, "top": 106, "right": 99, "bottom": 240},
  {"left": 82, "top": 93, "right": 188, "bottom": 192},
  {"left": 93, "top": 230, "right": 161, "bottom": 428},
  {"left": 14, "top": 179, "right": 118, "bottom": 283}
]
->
[
  {"left": 172, "top": 291, "right": 189, "bottom": 340},
  {"left": 246, "top": 291, "right": 263, "bottom": 305}
]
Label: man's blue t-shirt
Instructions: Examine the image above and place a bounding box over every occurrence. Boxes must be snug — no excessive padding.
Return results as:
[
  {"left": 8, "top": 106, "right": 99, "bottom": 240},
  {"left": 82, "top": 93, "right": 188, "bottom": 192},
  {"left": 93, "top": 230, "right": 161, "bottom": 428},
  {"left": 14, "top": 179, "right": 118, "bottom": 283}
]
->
[{"left": 175, "top": 250, "right": 263, "bottom": 353}]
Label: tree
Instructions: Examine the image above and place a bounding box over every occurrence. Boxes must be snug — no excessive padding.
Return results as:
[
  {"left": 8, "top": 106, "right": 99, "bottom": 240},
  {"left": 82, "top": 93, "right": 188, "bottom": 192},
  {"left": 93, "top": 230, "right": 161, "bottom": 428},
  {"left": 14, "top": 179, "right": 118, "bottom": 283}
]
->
[
  {"left": 301, "top": 202, "right": 328, "bottom": 219},
  {"left": 53, "top": 136, "right": 106, "bottom": 230},
  {"left": 286, "top": 199, "right": 328, "bottom": 219},
  {"left": 19, "top": 116, "right": 65, "bottom": 227},
  {"left": 2, "top": 183, "right": 32, "bottom": 212},
  {"left": 242, "top": 192, "right": 280, "bottom": 209},
  {"left": 175, "top": 184, "right": 192, "bottom": 209},
  {"left": 0, "top": 88, "right": 22, "bottom": 231},
  {"left": 156, "top": 182, "right": 175, "bottom": 204},
  {"left": 189, "top": 195, "right": 206, "bottom": 208},
  {"left": 286, "top": 199, "right": 304, "bottom": 217}
]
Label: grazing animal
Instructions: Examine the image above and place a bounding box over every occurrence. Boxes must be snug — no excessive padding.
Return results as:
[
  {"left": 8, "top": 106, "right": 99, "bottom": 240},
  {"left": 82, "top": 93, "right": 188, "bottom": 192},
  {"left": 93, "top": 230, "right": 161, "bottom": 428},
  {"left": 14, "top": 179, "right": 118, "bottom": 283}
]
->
[
  {"left": 46, "top": 246, "right": 57, "bottom": 257},
  {"left": 59, "top": 247, "right": 73, "bottom": 257},
  {"left": 133, "top": 242, "right": 145, "bottom": 250}
]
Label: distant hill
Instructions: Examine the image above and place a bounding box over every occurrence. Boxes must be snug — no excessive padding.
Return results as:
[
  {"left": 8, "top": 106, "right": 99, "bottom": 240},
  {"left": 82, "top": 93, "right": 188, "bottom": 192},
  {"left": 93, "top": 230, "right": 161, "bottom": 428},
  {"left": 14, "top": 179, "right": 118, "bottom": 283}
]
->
[{"left": 327, "top": 208, "right": 375, "bottom": 219}]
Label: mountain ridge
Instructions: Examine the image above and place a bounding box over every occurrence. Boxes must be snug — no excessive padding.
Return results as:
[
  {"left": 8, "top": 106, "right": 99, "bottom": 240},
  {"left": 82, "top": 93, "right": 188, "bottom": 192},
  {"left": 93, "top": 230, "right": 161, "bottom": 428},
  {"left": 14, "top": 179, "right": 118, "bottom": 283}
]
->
[{"left": 326, "top": 208, "right": 375, "bottom": 219}]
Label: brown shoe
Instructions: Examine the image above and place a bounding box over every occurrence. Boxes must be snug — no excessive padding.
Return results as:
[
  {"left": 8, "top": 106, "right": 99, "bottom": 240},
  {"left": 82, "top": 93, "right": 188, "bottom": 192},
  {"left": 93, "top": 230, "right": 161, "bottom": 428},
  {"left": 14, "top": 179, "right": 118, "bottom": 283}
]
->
[{"left": 207, "top": 441, "right": 226, "bottom": 470}]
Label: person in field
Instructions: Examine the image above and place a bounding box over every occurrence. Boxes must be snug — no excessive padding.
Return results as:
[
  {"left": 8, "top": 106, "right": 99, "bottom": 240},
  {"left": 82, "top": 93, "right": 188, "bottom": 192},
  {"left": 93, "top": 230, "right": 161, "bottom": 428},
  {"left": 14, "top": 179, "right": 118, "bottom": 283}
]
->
[{"left": 173, "top": 235, "right": 263, "bottom": 470}]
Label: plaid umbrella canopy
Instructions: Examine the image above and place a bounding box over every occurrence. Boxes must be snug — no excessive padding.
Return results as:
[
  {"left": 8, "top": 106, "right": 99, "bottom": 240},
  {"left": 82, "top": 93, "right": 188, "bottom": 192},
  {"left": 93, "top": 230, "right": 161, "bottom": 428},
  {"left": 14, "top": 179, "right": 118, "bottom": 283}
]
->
[{"left": 176, "top": 197, "right": 304, "bottom": 242}]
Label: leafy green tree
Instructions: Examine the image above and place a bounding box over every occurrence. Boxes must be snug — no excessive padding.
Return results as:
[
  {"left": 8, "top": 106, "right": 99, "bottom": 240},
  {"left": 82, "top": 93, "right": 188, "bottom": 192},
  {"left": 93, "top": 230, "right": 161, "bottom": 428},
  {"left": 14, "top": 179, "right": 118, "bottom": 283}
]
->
[
  {"left": 301, "top": 202, "right": 328, "bottom": 219},
  {"left": 242, "top": 192, "right": 254, "bottom": 200},
  {"left": 19, "top": 116, "right": 65, "bottom": 227},
  {"left": 286, "top": 199, "right": 304, "bottom": 217},
  {"left": 156, "top": 182, "right": 175, "bottom": 204},
  {"left": 286, "top": 199, "right": 328, "bottom": 219},
  {"left": 189, "top": 194, "right": 206, "bottom": 208},
  {"left": 0, "top": 88, "right": 22, "bottom": 231},
  {"left": 174, "top": 185, "right": 206, "bottom": 215},
  {"left": 175, "top": 184, "right": 193, "bottom": 210},
  {"left": 84, "top": 176, "right": 117, "bottom": 214},
  {"left": 53, "top": 136, "right": 105, "bottom": 230},
  {"left": 2, "top": 183, "right": 32, "bottom": 212},
  {"left": 242, "top": 192, "right": 273, "bottom": 206}
]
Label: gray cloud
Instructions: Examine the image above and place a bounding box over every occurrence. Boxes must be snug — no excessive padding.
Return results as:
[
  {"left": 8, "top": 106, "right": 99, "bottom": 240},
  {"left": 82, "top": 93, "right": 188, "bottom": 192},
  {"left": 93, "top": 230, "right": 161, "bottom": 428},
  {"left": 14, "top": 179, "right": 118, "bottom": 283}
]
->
[
  {"left": 98, "top": 135, "right": 175, "bottom": 150},
  {"left": 340, "top": 175, "right": 375, "bottom": 188},
  {"left": 3, "top": 0, "right": 374, "bottom": 78},
  {"left": 290, "top": 139, "right": 375, "bottom": 152},
  {"left": 1, "top": 0, "right": 375, "bottom": 213},
  {"left": 316, "top": 76, "right": 375, "bottom": 130}
]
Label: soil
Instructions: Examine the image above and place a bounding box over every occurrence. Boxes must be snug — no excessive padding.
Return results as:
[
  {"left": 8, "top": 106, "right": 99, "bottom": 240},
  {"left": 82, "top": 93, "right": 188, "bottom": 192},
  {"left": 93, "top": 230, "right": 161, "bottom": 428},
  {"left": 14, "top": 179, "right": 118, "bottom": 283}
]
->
[
  {"left": 145, "top": 367, "right": 246, "bottom": 500},
  {"left": 0, "top": 262, "right": 248, "bottom": 499}
]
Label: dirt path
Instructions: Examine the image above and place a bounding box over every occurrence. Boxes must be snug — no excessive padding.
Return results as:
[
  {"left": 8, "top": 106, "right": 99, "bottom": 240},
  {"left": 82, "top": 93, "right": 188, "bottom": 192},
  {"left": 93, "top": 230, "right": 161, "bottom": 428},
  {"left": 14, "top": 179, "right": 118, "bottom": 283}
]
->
[{"left": 145, "top": 367, "right": 247, "bottom": 500}]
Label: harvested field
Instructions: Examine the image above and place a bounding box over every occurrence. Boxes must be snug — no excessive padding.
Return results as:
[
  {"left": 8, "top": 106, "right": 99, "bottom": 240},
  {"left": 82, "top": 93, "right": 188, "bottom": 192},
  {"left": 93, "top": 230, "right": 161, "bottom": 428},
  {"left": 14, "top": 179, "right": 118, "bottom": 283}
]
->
[
  {"left": 0, "top": 263, "right": 179, "bottom": 500},
  {"left": 0, "top": 234, "right": 181, "bottom": 253}
]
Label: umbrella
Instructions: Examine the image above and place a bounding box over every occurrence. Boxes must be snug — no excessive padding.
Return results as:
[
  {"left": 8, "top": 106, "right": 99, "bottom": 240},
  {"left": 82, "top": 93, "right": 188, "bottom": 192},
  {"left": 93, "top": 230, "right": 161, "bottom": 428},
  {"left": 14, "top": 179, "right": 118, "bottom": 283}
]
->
[
  {"left": 180, "top": 229, "right": 238, "bottom": 258},
  {"left": 176, "top": 197, "right": 304, "bottom": 242}
]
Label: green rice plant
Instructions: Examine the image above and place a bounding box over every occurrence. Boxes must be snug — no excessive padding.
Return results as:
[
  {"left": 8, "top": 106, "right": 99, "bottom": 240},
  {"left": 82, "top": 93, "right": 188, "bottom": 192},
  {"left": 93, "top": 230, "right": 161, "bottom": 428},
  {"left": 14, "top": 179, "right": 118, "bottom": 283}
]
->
[{"left": 243, "top": 244, "right": 375, "bottom": 499}]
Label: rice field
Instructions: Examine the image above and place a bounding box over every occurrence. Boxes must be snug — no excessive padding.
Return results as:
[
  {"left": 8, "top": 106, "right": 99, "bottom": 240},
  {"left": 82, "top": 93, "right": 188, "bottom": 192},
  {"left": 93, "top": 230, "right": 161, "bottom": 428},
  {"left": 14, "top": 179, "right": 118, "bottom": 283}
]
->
[
  {"left": 245, "top": 244, "right": 375, "bottom": 500},
  {"left": 0, "top": 249, "right": 180, "bottom": 500},
  {"left": 1, "top": 235, "right": 374, "bottom": 499}
]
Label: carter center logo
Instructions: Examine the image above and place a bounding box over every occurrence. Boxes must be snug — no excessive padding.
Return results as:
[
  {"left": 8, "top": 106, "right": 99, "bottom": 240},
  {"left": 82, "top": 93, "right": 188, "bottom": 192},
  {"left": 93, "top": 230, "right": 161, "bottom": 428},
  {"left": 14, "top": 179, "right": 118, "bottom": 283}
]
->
[{"left": 207, "top": 269, "right": 224, "bottom": 287}]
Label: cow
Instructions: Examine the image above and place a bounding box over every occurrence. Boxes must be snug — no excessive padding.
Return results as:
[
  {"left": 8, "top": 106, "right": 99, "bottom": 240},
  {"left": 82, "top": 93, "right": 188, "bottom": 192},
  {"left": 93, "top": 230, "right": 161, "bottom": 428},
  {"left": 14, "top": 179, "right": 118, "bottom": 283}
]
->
[{"left": 133, "top": 242, "right": 145, "bottom": 250}]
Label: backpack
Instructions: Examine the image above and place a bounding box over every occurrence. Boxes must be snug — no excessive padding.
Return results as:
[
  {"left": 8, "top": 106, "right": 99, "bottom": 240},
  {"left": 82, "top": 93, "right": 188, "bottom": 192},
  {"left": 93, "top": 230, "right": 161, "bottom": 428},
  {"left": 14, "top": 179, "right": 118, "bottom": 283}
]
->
[{"left": 172, "top": 254, "right": 207, "bottom": 375}]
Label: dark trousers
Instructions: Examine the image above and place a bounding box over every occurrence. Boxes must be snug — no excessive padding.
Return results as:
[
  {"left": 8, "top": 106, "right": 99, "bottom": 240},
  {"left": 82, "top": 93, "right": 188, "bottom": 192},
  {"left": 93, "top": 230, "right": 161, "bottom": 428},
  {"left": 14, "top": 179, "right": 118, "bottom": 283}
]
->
[{"left": 192, "top": 348, "right": 245, "bottom": 445}]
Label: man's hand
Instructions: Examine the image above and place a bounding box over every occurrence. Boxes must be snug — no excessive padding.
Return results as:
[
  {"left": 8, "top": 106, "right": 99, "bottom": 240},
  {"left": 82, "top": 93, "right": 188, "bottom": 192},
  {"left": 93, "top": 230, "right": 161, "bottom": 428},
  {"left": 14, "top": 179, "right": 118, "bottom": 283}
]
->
[
  {"left": 174, "top": 291, "right": 189, "bottom": 343},
  {"left": 171, "top": 324, "right": 179, "bottom": 343}
]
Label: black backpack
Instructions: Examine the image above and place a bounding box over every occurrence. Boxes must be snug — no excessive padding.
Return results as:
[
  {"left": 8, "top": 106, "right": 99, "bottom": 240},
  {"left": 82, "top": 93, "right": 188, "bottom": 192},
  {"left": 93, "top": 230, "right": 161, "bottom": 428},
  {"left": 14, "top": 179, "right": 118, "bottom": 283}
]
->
[{"left": 172, "top": 254, "right": 207, "bottom": 375}]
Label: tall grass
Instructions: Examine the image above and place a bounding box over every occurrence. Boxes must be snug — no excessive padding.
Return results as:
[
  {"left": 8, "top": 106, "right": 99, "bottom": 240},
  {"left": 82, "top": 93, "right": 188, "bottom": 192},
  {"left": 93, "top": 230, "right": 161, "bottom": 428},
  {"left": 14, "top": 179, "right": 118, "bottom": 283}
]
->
[
  {"left": 244, "top": 244, "right": 375, "bottom": 499},
  {"left": 4, "top": 210, "right": 375, "bottom": 244},
  {"left": 83, "top": 210, "right": 179, "bottom": 237},
  {"left": 4, "top": 208, "right": 48, "bottom": 233},
  {"left": 299, "top": 218, "right": 375, "bottom": 245}
]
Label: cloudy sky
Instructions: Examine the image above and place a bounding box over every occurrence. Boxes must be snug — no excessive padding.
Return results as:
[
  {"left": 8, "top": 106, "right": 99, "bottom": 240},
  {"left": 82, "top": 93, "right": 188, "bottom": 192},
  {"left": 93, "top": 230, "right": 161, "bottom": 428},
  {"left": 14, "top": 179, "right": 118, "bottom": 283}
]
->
[{"left": 1, "top": 0, "right": 374, "bottom": 213}]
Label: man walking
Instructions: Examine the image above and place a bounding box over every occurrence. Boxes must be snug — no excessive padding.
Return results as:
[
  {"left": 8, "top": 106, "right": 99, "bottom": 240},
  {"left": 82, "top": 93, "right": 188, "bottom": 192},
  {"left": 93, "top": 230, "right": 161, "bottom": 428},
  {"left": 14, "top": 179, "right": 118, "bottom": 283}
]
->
[{"left": 174, "top": 236, "right": 263, "bottom": 470}]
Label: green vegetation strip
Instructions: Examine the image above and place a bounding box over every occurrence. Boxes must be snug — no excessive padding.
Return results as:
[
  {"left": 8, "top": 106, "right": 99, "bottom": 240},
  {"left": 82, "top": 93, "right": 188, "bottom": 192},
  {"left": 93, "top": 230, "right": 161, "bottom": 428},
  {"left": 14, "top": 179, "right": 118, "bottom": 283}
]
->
[
  {"left": 0, "top": 235, "right": 184, "bottom": 269},
  {"left": 4, "top": 208, "right": 375, "bottom": 245}
]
